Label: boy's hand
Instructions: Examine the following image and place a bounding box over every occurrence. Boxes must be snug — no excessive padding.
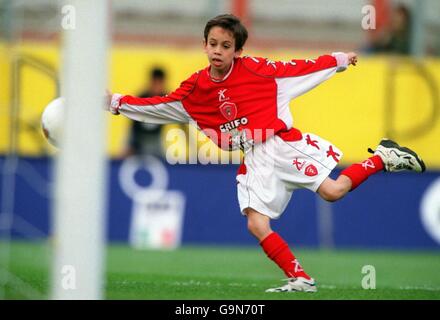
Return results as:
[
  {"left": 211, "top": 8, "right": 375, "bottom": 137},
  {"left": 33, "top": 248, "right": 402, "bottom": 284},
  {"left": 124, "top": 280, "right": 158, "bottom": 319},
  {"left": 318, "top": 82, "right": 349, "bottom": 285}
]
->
[
  {"left": 347, "top": 52, "right": 357, "bottom": 66},
  {"left": 331, "top": 52, "right": 356, "bottom": 72},
  {"left": 105, "top": 91, "right": 123, "bottom": 115}
]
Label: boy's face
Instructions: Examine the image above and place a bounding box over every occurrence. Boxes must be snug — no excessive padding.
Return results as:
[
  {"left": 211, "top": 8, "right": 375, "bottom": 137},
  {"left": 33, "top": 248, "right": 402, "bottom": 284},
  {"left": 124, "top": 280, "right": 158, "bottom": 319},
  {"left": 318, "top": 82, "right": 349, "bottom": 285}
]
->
[{"left": 204, "top": 26, "right": 242, "bottom": 76}]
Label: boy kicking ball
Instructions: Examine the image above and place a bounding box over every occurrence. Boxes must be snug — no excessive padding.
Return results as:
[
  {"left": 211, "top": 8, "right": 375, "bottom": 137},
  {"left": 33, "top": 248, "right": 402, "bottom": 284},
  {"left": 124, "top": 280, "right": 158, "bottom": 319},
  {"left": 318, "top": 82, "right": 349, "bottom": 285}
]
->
[{"left": 106, "top": 14, "right": 425, "bottom": 293}]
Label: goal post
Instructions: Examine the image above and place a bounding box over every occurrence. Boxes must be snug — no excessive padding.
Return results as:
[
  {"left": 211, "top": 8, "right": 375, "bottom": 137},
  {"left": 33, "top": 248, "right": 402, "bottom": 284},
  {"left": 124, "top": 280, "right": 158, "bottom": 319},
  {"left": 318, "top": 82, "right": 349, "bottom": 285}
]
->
[{"left": 51, "top": 0, "right": 109, "bottom": 300}]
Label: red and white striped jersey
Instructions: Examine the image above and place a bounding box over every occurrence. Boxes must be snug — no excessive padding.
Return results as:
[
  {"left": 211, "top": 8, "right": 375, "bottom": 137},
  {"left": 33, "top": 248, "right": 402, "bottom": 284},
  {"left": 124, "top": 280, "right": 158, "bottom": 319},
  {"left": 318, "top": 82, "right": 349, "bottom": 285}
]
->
[{"left": 112, "top": 53, "right": 348, "bottom": 150}]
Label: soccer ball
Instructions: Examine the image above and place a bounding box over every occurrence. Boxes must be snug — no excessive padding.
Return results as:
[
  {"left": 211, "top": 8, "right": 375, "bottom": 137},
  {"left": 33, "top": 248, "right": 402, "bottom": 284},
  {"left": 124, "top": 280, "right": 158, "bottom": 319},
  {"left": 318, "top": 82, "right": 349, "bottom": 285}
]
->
[{"left": 41, "top": 97, "right": 65, "bottom": 147}]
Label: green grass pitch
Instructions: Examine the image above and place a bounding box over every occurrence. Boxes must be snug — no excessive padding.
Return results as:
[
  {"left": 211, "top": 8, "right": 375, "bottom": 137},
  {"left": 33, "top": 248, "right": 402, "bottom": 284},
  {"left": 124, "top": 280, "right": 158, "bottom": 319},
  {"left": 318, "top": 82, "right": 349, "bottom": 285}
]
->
[{"left": 3, "top": 241, "right": 440, "bottom": 299}]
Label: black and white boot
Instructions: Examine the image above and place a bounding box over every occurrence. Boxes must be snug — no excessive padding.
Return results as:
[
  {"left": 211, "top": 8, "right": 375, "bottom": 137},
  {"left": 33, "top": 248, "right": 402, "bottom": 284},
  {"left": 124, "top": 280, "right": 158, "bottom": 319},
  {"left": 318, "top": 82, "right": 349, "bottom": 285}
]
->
[
  {"left": 265, "top": 277, "right": 317, "bottom": 293},
  {"left": 368, "top": 139, "right": 426, "bottom": 173}
]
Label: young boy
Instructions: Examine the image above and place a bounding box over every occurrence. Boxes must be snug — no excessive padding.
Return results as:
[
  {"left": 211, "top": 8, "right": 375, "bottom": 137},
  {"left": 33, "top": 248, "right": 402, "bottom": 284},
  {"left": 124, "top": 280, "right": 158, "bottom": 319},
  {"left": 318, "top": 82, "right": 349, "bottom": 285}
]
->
[{"left": 107, "top": 14, "right": 425, "bottom": 293}]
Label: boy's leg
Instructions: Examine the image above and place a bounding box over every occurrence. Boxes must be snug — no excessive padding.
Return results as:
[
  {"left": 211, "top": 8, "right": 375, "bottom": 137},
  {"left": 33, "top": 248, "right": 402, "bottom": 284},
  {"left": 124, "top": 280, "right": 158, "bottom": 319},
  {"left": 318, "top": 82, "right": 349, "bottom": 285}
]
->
[
  {"left": 318, "top": 139, "right": 425, "bottom": 202},
  {"left": 245, "top": 208, "right": 317, "bottom": 292},
  {"left": 317, "top": 175, "right": 352, "bottom": 202},
  {"left": 317, "top": 155, "right": 383, "bottom": 201}
]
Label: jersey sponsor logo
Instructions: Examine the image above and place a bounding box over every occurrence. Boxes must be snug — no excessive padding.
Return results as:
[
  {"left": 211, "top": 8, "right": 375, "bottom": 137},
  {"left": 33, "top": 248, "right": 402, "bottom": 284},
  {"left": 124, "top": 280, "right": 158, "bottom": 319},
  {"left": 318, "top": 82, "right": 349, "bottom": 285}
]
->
[
  {"left": 305, "top": 164, "right": 318, "bottom": 176},
  {"left": 218, "top": 89, "right": 230, "bottom": 102},
  {"left": 219, "top": 117, "right": 248, "bottom": 132},
  {"left": 219, "top": 101, "right": 238, "bottom": 121}
]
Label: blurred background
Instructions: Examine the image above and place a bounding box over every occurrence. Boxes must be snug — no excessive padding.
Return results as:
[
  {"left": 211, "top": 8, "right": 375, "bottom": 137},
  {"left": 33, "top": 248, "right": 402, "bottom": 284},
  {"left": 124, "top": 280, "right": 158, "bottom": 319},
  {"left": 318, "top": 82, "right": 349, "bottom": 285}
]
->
[{"left": 0, "top": 0, "right": 439, "bottom": 299}]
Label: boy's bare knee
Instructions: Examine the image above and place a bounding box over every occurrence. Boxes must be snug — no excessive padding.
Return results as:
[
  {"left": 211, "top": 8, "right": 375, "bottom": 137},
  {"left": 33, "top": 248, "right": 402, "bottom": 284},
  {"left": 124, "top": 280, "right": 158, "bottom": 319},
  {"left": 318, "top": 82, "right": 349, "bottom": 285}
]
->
[
  {"left": 247, "top": 217, "right": 266, "bottom": 234},
  {"left": 245, "top": 208, "right": 272, "bottom": 240},
  {"left": 247, "top": 219, "right": 258, "bottom": 233}
]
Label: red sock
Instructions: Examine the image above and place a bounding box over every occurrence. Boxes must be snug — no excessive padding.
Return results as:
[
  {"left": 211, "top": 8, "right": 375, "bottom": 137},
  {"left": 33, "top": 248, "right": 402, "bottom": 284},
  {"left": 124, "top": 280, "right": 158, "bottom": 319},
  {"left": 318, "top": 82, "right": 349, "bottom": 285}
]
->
[
  {"left": 260, "top": 232, "right": 311, "bottom": 280},
  {"left": 341, "top": 155, "right": 384, "bottom": 191}
]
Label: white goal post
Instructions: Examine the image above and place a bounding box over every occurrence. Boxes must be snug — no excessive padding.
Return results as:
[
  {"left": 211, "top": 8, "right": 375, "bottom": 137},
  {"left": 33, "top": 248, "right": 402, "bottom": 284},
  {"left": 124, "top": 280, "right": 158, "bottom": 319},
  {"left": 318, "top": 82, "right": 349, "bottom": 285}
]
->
[{"left": 51, "top": 0, "right": 109, "bottom": 300}]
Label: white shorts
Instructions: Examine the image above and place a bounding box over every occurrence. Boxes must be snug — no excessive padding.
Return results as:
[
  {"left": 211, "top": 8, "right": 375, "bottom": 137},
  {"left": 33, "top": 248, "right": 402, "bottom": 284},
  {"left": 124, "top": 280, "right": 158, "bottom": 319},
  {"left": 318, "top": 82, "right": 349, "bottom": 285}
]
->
[{"left": 236, "top": 132, "right": 343, "bottom": 219}]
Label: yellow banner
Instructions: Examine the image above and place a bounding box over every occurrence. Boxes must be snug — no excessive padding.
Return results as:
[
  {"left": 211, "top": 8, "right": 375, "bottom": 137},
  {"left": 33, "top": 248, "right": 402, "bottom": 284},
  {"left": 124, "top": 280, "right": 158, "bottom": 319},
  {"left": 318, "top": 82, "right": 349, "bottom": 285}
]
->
[{"left": 1, "top": 42, "right": 439, "bottom": 168}]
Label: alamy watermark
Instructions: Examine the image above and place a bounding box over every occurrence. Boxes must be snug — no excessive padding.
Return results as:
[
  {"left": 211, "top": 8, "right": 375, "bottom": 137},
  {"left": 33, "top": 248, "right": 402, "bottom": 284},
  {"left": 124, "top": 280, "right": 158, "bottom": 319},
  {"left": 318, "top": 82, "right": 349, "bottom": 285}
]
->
[
  {"left": 361, "top": 265, "right": 376, "bottom": 289},
  {"left": 362, "top": 5, "right": 376, "bottom": 30},
  {"left": 61, "top": 5, "right": 76, "bottom": 30},
  {"left": 164, "top": 124, "right": 276, "bottom": 167},
  {"left": 61, "top": 265, "right": 76, "bottom": 290}
]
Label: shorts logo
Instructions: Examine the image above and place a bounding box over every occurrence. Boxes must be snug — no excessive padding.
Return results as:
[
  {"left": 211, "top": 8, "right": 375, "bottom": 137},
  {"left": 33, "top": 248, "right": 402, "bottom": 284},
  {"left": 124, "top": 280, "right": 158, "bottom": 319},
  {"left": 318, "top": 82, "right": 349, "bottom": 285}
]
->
[
  {"left": 293, "top": 158, "right": 306, "bottom": 171},
  {"left": 305, "top": 164, "right": 318, "bottom": 176},
  {"left": 305, "top": 134, "right": 320, "bottom": 150},
  {"left": 219, "top": 101, "right": 237, "bottom": 121},
  {"left": 326, "top": 145, "right": 341, "bottom": 162}
]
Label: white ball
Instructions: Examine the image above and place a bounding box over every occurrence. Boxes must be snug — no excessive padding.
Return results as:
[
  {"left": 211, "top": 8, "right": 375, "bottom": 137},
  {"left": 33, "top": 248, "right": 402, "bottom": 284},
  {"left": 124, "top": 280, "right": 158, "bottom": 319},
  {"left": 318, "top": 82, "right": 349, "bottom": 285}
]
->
[{"left": 41, "top": 97, "right": 65, "bottom": 148}]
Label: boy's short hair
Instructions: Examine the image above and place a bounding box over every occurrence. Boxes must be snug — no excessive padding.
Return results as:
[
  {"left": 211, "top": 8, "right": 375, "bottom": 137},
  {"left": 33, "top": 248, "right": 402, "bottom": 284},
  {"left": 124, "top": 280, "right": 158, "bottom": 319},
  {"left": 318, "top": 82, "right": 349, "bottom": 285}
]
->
[
  {"left": 204, "top": 14, "right": 248, "bottom": 52},
  {"left": 150, "top": 67, "right": 166, "bottom": 81}
]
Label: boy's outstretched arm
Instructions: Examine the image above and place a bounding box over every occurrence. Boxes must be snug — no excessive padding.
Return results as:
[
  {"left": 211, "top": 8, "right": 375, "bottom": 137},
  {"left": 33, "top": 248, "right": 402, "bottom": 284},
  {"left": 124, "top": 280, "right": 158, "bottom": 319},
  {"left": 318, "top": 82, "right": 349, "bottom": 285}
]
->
[
  {"left": 105, "top": 72, "right": 199, "bottom": 124},
  {"left": 242, "top": 52, "right": 357, "bottom": 101},
  {"left": 284, "top": 51, "right": 353, "bottom": 99}
]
